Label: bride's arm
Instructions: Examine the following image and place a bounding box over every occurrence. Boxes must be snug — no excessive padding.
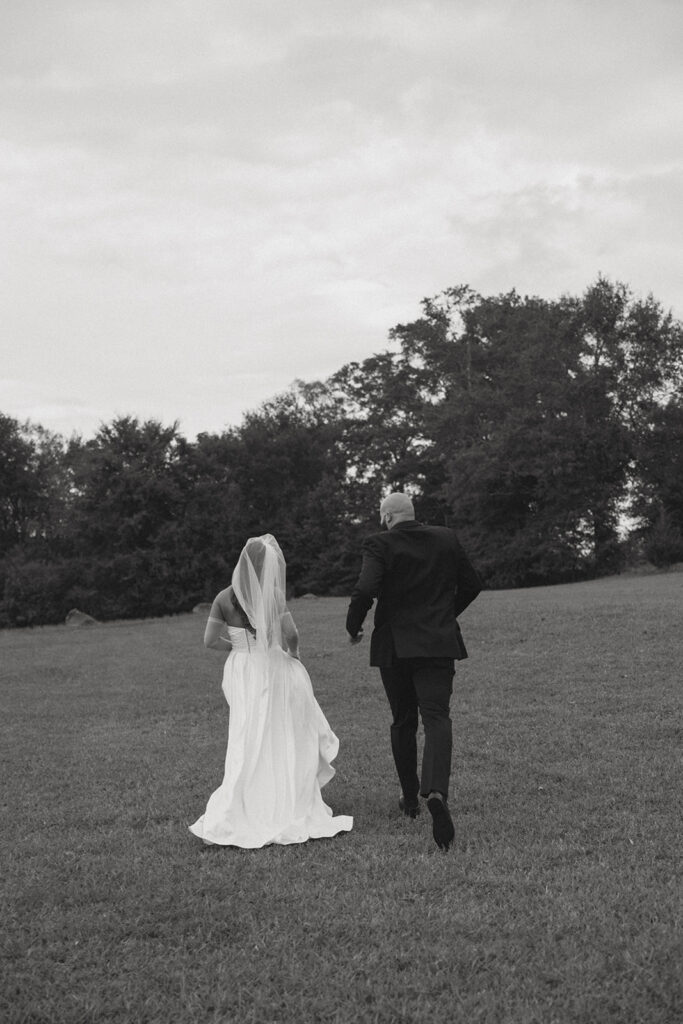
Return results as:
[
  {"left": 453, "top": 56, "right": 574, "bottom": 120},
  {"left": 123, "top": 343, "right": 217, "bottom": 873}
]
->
[
  {"left": 203, "top": 592, "right": 233, "bottom": 651},
  {"left": 281, "top": 610, "right": 300, "bottom": 659}
]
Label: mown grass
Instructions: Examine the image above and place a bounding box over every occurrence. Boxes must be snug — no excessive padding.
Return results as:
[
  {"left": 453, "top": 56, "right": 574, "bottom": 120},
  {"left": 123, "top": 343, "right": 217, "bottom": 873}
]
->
[{"left": 1, "top": 572, "right": 681, "bottom": 1023}]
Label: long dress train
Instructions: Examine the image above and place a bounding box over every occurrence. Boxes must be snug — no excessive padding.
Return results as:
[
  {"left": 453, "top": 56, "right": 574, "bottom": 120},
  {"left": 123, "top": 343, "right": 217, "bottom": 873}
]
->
[{"left": 189, "top": 626, "right": 353, "bottom": 848}]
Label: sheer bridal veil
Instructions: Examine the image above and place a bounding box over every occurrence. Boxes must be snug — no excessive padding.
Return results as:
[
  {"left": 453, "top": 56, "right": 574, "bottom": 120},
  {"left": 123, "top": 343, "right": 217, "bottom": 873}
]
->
[{"left": 231, "top": 534, "right": 287, "bottom": 651}]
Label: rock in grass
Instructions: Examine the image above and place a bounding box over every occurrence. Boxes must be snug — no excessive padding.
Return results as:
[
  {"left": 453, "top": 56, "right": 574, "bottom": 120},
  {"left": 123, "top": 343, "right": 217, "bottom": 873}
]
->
[
  {"left": 65, "top": 609, "right": 98, "bottom": 627},
  {"left": 193, "top": 602, "right": 213, "bottom": 614}
]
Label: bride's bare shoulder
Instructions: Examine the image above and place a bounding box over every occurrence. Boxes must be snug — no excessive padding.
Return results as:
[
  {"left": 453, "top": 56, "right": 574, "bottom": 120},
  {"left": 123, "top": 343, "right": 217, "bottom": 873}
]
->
[{"left": 212, "top": 586, "right": 239, "bottom": 622}]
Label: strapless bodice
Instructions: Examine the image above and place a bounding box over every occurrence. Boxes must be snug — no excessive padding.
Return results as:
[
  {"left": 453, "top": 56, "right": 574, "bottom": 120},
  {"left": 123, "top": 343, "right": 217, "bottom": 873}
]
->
[{"left": 226, "top": 625, "right": 256, "bottom": 652}]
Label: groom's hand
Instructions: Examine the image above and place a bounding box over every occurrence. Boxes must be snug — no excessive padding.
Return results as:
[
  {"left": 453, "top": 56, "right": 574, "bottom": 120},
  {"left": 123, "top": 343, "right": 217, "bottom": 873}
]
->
[{"left": 348, "top": 629, "right": 364, "bottom": 645}]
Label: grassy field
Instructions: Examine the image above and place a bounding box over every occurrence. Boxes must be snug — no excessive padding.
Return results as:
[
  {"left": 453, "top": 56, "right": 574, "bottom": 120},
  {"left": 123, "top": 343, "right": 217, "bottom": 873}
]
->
[{"left": 1, "top": 572, "right": 681, "bottom": 1023}]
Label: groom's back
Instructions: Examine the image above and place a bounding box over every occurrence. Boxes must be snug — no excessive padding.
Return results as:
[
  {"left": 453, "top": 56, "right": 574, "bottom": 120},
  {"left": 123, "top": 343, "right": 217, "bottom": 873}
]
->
[
  {"left": 361, "top": 522, "right": 480, "bottom": 663},
  {"left": 376, "top": 523, "right": 461, "bottom": 604}
]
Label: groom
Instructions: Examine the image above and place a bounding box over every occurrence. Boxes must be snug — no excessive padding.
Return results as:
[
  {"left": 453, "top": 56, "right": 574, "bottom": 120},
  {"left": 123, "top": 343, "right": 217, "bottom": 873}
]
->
[{"left": 346, "top": 493, "right": 481, "bottom": 851}]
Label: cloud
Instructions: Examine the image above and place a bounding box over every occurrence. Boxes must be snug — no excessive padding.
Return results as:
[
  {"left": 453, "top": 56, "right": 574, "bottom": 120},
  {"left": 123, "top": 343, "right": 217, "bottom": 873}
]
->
[{"left": 1, "top": 0, "right": 682, "bottom": 438}]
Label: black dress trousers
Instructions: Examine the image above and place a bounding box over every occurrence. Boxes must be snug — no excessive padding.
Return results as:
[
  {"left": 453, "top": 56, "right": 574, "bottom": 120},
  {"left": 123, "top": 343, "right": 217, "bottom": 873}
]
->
[{"left": 379, "top": 655, "right": 455, "bottom": 801}]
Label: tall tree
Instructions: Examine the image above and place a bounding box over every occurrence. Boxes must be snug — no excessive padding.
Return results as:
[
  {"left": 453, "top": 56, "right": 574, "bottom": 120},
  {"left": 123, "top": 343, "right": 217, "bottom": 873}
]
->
[
  {"left": 574, "top": 277, "right": 683, "bottom": 571},
  {"left": 631, "top": 395, "right": 683, "bottom": 565},
  {"left": 0, "top": 416, "right": 72, "bottom": 626},
  {"left": 64, "top": 416, "right": 185, "bottom": 617},
  {"left": 342, "top": 277, "right": 683, "bottom": 585},
  {"left": 0, "top": 415, "right": 67, "bottom": 556},
  {"left": 429, "top": 289, "right": 607, "bottom": 583},
  {"left": 160, "top": 429, "right": 247, "bottom": 601}
]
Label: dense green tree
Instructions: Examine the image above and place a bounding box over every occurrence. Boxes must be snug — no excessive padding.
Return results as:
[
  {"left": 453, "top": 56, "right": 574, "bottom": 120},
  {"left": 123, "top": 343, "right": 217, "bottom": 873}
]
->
[
  {"left": 61, "top": 416, "right": 186, "bottom": 617},
  {"left": 159, "top": 430, "right": 246, "bottom": 601},
  {"left": 632, "top": 396, "right": 683, "bottom": 565},
  {"left": 339, "top": 277, "right": 683, "bottom": 585},
  {"left": 0, "top": 415, "right": 67, "bottom": 555},
  {"left": 386, "top": 287, "right": 602, "bottom": 583},
  {"left": 3, "top": 277, "right": 683, "bottom": 625},
  {"left": 574, "top": 277, "right": 683, "bottom": 572},
  {"left": 0, "top": 414, "right": 34, "bottom": 553},
  {"left": 66, "top": 416, "right": 183, "bottom": 555}
]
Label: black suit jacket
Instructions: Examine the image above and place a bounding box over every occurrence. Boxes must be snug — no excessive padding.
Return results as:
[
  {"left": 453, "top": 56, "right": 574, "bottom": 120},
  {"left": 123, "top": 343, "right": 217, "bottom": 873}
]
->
[{"left": 346, "top": 521, "right": 482, "bottom": 667}]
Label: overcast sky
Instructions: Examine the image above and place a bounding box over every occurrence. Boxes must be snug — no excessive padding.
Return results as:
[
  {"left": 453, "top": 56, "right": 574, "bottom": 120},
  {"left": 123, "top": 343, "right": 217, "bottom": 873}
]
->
[{"left": 2, "top": 0, "right": 682, "bottom": 440}]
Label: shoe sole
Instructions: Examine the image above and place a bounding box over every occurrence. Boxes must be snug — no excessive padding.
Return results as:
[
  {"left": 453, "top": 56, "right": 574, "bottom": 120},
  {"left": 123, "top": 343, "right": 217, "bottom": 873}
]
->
[{"left": 427, "top": 796, "right": 454, "bottom": 851}]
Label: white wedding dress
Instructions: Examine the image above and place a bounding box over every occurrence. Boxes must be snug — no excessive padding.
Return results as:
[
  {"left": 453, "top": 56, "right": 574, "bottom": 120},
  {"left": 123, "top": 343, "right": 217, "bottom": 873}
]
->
[{"left": 189, "top": 625, "right": 353, "bottom": 848}]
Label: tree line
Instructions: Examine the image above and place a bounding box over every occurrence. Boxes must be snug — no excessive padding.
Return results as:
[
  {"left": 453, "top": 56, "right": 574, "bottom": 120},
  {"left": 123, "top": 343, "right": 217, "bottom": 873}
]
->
[{"left": 2, "top": 276, "right": 682, "bottom": 627}]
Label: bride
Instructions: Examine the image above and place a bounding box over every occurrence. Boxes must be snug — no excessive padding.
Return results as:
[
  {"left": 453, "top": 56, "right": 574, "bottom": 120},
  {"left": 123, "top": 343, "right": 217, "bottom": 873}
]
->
[{"left": 189, "top": 534, "right": 353, "bottom": 848}]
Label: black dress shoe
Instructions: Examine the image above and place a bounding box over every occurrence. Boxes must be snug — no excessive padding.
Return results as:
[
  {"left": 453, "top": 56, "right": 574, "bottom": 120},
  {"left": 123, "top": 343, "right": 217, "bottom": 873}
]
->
[
  {"left": 398, "top": 796, "right": 420, "bottom": 819},
  {"left": 427, "top": 793, "right": 454, "bottom": 850}
]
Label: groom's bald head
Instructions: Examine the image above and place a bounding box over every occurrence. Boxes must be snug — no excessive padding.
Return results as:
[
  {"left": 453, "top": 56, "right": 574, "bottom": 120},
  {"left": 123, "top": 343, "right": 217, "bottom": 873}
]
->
[{"left": 380, "top": 492, "right": 415, "bottom": 529}]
